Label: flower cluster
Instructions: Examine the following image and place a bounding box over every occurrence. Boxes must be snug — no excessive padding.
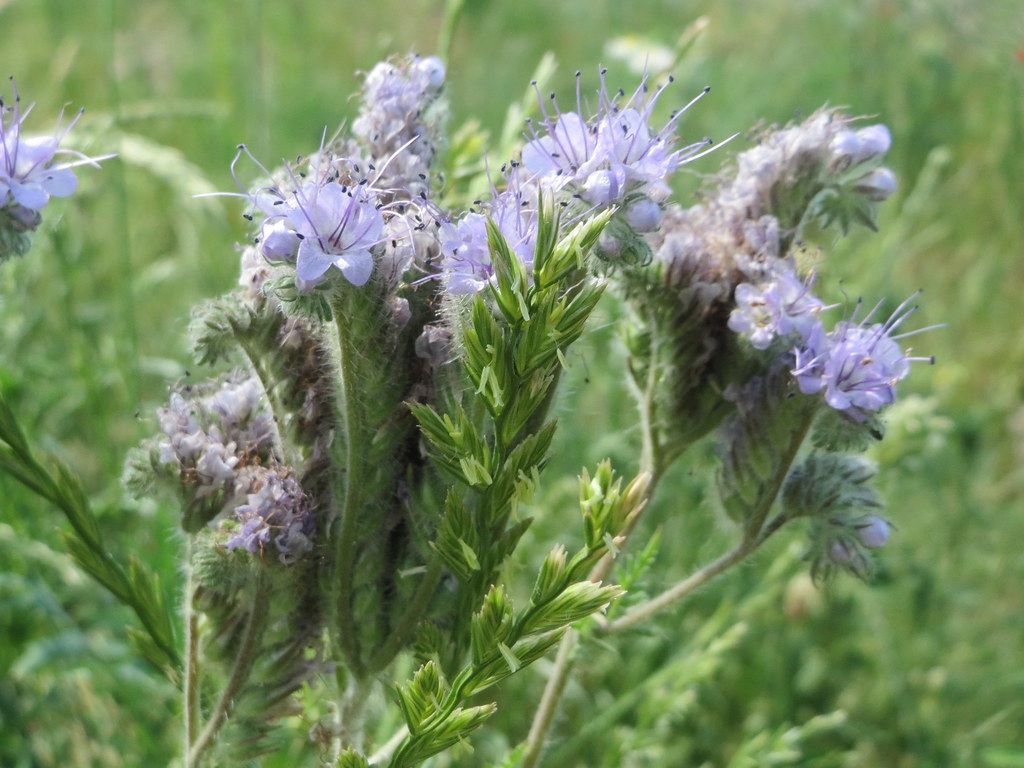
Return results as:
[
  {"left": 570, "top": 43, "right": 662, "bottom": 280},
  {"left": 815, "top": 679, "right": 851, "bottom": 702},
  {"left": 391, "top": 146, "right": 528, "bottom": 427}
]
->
[
  {"left": 156, "top": 376, "right": 276, "bottom": 495},
  {"left": 433, "top": 70, "right": 716, "bottom": 293},
  {"left": 437, "top": 168, "right": 538, "bottom": 293},
  {"left": 352, "top": 55, "right": 448, "bottom": 197},
  {"left": 230, "top": 56, "right": 454, "bottom": 296},
  {"left": 234, "top": 151, "right": 389, "bottom": 289},
  {"left": 640, "top": 107, "right": 925, "bottom": 422},
  {"left": 812, "top": 513, "right": 894, "bottom": 579},
  {"left": 0, "top": 79, "right": 109, "bottom": 259},
  {"left": 522, "top": 71, "right": 714, "bottom": 211},
  {"left": 792, "top": 296, "right": 934, "bottom": 419},
  {"left": 225, "top": 467, "right": 314, "bottom": 564}
]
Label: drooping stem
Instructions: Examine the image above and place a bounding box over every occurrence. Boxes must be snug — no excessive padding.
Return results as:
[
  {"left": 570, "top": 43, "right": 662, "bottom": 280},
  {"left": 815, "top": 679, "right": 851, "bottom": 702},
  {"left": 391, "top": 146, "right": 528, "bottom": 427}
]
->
[
  {"left": 603, "top": 538, "right": 761, "bottom": 634},
  {"left": 520, "top": 628, "right": 578, "bottom": 768},
  {"left": 601, "top": 409, "right": 814, "bottom": 634},
  {"left": 183, "top": 552, "right": 199, "bottom": 757},
  {"left": 185, "top": 571, "right": 270, "bottom": 768}
]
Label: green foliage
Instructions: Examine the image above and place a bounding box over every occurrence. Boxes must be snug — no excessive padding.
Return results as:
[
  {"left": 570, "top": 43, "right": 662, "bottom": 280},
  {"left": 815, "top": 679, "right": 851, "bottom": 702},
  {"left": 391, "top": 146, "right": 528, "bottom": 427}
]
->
[
  {"left": 0, "top": 1, "right": 1021, "bottom": 767},
  {"left": 715, "top": 367, "right": 818, "bottom": 529},
  {"left": 0, "top": 391, "right": 179, "bottom": 675}
]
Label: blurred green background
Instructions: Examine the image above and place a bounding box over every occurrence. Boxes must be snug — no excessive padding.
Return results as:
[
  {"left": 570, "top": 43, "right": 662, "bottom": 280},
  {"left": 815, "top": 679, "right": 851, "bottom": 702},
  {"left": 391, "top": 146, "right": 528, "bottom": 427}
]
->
[{"left": 1, "top": 0, "right": 1022, "bottom": 765}]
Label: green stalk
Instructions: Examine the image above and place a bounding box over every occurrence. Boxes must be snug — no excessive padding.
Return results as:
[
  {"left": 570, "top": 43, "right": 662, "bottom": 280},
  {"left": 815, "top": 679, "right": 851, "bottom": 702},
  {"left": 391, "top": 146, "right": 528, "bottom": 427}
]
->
[
  {"left": 183, "top": 551, "right": 199, "bottom": 757},
  {"left": 185, "top": 571, "right": 270, "bottom": 768},
  {"left": 602, "top": 409, "right": 815, "bottom": 634},
  {"left": 323, "top": 299, "right": 368, "bottom": 679},
  {"left": 367, "top": 557, "right": 444, "bottom": 674}
]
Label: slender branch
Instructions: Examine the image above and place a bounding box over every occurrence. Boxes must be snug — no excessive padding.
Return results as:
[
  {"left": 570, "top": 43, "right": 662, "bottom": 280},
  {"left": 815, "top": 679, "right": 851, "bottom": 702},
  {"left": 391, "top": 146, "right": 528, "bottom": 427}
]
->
[
  {"left": 602, "top": 410, "right": 815, "bottom": 634},
  {"left": 602, "top": 539, "right": 755, "bottom": 634},
  {"left": 520, "top": 629, "right": 578, "bottom": 768},
  {"left": 324, "top": 304, "right": 367, "bottom": 679},
  {"left": 369, "top": 724, "right": 410, "bottom": 765},
  {"left": 183, "top": 553, "right": 199, "bottom": 756},
  {"left": 185, "top": 573, "right": 270, "bottom": 768}
]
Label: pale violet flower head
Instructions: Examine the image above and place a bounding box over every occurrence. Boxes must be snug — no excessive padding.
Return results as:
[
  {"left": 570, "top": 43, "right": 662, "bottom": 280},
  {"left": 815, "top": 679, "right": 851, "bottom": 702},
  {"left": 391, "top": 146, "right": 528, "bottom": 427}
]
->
[
  {"left": 853, "top": 167, "right": 898, "bottom": 201},
  {"left": 290, "top": 180, "right": 385, "bottom": 286},
  {"left": 521, "top": 69, "right": 717, "bottom": 207},
  {"left": 0, "top": 81, "right": 108, "bottom": 212},
  {"left": 728, "top": 268, "right": 828, "bottom": 349},
  {"left": 156, "top": 376, "right": 275, "bottom": 496},
  {"left": 226, "top": 468, "right": 314, "bottom": 564},
  {"left": 0, "top": 80, "right": 111, "bottom": 258},
  {"left": 829, "top": 123, "right": 892, "bottom": 169},
  {"left": 793, "top": 294, "right": 934, "bottom": 420},
  {"left": 437, "top": 170, "right": 538, "bottom": 294},
  {"left": 222, "top": 144, "right": 394, "bottom": 289},
  {"left": 854, "top": 514, "right": 893, "bottom": 549}
]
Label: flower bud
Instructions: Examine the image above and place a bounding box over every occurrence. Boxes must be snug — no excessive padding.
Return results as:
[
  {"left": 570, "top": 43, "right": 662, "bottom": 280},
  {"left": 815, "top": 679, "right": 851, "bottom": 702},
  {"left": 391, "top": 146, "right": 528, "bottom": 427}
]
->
[
  {"left": 854, "top": 124, "right": 892, "bottom": 159},
  {"left": 855, "top": 515, "right": 892, "bottom": 548},
  {"left": 414, "top": 55, "right": 446, "bottom": 93},
  {"left": 853, "top": 167, "right": 898, "bottom": 201},
  {"left": 624, "top": 197, "right": 662, "bottom": 232}
]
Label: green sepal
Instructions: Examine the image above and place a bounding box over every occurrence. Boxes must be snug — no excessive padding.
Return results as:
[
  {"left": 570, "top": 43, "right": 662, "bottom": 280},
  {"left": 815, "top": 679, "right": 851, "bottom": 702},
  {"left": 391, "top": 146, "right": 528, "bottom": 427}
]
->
[
  {"left": 470, "top": 585, "right": 515, "bottom": 665},
  {"left": 782, "top": 453, "right": 882, "bottom": 519},
  {"left": 520, "top": 581, "right": 623, "bottom": 635},
  {"left": 337, "top": 749, "right": 372, "bottom": 768},
  {"left": 394, "top": 660, "right": 447, "bottom": 735}
]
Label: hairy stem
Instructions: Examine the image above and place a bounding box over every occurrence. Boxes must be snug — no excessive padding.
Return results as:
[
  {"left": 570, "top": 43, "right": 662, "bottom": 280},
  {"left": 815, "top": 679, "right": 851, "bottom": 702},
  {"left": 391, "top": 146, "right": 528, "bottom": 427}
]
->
[
  {"left": 238, "top": 341, "right": 295, "bottom": 465},
  {"left": 367, "top": 557, "right": 444, "bottom": 674},
  {"left": 324, "top": 300, "right": 367, "bottom": 679},
  {"left": 183, "top": 556, "right": 199, "bottom": 756},
  {"left": 186, "top": 572, "right": 270, "bottom": 768},
  {"left": 520, "top": 629, "right": 578, "bottom": 768}
]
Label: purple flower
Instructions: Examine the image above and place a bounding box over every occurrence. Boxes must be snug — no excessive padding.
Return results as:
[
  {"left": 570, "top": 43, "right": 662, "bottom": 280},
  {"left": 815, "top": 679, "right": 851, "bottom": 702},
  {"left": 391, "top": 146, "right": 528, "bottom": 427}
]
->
[
  {"left": 521, "top": 70, "right": 717, "bottom": 206},
  {"left": 290, "top": 181, "right": 385, "bottom": 286},
  {"left": 226, "top": 469, "right": 314, "bottom": 564},
  {"left": 829, "top": 123, "right": 892, "bottom": 169},
  {"left": 437, "top": 211, "right": 492, "bottom": 294},
  {"left": 219, "top": 144, "right": 398, "bottom": 288},
  {"left": 728, "top": 268, "right": 827, "bottom": 349},
  {"left": 356, "top": 55, "right": 446, "bottom": 128},
  {"left": 0, "top": 80, "right": 110, "bottom": 216},
  {"left": 437, "top": 172, "right": 538, "bottom": 294},
  {"left": 853, "top": 167, "right": 898, "bottom": 201},
  {"left": 793, "top": 294, "right": 934, "bottom": 419},
  {"left": 522, "top": 110, "right": 603, "bottom": 192}
]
